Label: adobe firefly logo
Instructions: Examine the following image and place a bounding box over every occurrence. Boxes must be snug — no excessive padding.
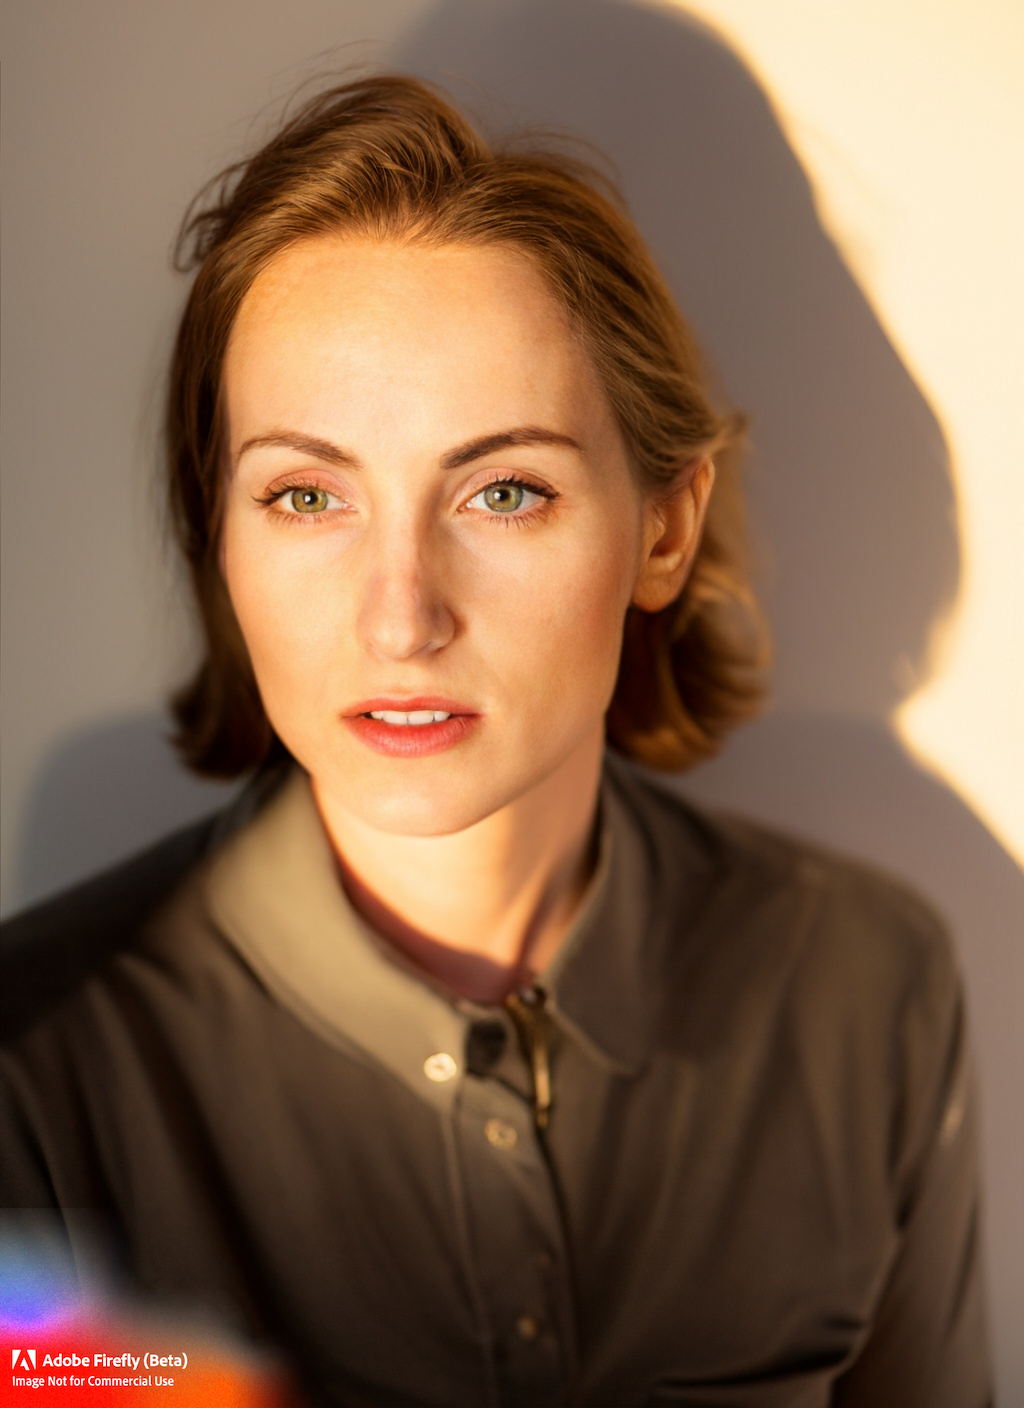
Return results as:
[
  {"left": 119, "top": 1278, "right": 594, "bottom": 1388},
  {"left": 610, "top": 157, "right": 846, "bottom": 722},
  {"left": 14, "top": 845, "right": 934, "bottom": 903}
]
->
[{"left": 12, "top": 1349, "right": 36, "bottom": 1370}]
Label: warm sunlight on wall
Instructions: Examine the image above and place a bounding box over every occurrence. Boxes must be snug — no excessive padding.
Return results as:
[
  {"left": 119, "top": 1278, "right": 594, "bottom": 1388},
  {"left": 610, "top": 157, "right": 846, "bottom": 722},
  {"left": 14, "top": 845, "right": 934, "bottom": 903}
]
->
[{"left": 671, "top": 0, "right": 1024, "bottom": 865}]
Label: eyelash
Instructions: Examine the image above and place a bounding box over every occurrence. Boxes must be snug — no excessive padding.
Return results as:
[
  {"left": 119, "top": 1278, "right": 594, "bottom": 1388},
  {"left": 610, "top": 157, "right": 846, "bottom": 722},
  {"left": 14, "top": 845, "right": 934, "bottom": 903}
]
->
[{"left": 252, "top": 474, "right": 559, "bottom": 526}]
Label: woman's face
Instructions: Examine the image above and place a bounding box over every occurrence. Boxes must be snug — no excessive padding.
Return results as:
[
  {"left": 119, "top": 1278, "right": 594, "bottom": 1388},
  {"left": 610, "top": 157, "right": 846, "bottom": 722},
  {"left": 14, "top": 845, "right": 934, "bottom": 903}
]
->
[{"left": 221, "top": 237, "right": 676, "bottom": 837}]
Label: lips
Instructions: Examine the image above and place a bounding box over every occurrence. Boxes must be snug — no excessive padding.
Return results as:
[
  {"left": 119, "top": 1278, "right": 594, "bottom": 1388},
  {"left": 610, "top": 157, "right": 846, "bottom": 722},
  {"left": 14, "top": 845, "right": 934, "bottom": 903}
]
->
[{"left": 343, "top": 697, "right": 481, "bottom": 758}]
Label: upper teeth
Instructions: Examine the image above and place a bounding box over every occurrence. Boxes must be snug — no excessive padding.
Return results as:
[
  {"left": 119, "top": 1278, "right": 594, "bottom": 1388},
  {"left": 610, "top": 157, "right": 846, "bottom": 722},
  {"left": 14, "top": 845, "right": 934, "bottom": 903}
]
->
[{"left": 369, "top": 710, "right": 452, "bottom": 725}]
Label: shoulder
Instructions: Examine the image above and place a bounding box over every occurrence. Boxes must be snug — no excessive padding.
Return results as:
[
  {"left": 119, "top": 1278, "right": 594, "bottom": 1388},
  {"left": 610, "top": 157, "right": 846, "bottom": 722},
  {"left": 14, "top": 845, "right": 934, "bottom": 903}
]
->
[
  {"left": 612, "top": 758, "right": 968, "bottom": 1185},
  {"left": 0, "top": 764, "right": 298, "bottom": 1044},
  {"left": 1, "top": 813, "right": 221, "bottom": 1041},
  {"left": 610, "top": 753, "right": 961, "bottom": 1016}
]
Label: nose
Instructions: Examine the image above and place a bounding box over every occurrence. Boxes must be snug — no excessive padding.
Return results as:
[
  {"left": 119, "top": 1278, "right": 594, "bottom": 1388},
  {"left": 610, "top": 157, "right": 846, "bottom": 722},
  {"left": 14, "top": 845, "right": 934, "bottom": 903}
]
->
[{"left": 356, "top": 520, "right": 457, "bottom": 661}]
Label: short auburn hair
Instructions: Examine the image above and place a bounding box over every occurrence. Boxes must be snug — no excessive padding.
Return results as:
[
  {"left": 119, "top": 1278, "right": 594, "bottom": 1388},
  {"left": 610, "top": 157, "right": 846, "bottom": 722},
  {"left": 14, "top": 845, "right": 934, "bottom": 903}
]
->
[{"left": 167, "top": 73, "right": 767, "bottom": 776}]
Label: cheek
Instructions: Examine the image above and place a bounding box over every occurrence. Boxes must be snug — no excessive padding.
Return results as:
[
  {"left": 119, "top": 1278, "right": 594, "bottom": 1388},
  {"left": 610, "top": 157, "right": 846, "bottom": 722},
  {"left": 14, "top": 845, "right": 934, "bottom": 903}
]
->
[
  {"left": 221, "top": 521, "right": 341, "bottom": 685},
  {"left": 488, "top": 528, "right": 639, "bottom": 701},
  {"left": 560, "top": 513, "right": 647, "bottom": 680}
]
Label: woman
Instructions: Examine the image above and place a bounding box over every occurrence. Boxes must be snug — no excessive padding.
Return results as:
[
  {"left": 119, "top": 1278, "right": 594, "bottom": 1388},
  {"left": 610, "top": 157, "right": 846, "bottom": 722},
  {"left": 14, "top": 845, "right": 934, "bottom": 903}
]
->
[{"left": 1, "top": 76, "right": 989, "bottom": 1406}]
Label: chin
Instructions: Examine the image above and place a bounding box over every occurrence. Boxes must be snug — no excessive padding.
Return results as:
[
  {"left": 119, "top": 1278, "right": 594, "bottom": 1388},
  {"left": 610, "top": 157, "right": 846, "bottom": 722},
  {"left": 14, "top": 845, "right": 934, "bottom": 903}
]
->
[
  {"left": 346, "top": 779, "right": 512, "bottom": 838},
  {"left": 299, "top": 743, "right": 513, "bottom": 837}
]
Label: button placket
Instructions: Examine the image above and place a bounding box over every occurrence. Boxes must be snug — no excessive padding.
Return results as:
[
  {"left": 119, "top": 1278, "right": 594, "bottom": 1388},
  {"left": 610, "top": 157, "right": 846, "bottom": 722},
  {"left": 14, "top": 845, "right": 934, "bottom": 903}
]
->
[{"left": 453, "top": 1070, "right": 576, "bottom": 1401}]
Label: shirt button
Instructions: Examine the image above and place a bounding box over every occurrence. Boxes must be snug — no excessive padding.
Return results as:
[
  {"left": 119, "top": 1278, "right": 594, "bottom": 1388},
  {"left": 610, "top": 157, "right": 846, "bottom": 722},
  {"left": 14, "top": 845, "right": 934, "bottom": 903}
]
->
[
  {"left": 423, "top": 1052, "right": 458, "bottom": 1082},
  {"left": 516, "top": 1314, "right": 541, "bottom": 1341},
  {"left": 484, "top": 1118, "right": 518, "bottom": 1150}
]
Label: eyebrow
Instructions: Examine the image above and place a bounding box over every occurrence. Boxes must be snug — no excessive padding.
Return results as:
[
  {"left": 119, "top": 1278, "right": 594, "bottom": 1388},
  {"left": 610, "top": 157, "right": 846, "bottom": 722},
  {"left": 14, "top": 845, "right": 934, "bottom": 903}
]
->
[
  {"left": 233, "top": 426, "right": 583, "bottom": 473},
  {"left": 234, "top": 432, "right": 358, "bottom": 472},
  {"left": 440, "top": 427, "right": 583, "bottom": 469}
]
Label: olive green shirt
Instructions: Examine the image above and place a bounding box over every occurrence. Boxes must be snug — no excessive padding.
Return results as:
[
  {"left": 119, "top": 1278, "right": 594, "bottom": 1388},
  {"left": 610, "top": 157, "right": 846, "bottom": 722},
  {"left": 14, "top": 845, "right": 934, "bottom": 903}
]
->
[{"left": 0, "top": 755, "right": 990, "bottom": 1406}]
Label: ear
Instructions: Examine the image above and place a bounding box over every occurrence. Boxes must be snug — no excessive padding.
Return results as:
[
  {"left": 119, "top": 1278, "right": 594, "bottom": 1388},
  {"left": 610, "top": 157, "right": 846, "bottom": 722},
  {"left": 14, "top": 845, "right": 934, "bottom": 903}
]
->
[{"left": 631, "top": 457, "right": 715, "bottom": 613}]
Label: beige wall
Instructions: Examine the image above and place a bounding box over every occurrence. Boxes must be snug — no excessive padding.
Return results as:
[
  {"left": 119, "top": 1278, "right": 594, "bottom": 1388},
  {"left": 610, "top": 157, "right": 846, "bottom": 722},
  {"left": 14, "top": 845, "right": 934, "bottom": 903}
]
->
[
  {"left": 2, "top": 1, "right": 1021, "bottom": 1398},
  {"left": 678, "top": 0, "right": 1024, "bottom": 869}
]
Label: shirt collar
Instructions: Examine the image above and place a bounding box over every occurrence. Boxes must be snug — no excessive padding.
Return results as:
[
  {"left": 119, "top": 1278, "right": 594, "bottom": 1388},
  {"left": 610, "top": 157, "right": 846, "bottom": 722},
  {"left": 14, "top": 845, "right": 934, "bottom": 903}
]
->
[{"left": 203, "top": 754, "right": 715, "bottom": 1104}]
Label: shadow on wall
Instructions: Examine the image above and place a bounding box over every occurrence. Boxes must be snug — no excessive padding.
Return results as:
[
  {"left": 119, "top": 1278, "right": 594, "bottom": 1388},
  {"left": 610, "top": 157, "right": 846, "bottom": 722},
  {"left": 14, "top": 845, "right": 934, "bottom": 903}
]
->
[
  {"left": 392, "top": 0, "right": 1024, "bottom": 1395},
  {"left": 12, "top": 1, "right": 1022, "bottom": 1398},
  {"left": 15, "top": 714, "right": 239, "bottom": 911}
]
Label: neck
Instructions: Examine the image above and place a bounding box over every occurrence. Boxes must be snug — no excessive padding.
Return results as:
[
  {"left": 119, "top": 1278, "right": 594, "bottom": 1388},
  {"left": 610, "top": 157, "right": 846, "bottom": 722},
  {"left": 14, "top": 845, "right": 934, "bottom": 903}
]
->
[{"left": 312, "top": 734, "right": 604, "bottom": 1004}]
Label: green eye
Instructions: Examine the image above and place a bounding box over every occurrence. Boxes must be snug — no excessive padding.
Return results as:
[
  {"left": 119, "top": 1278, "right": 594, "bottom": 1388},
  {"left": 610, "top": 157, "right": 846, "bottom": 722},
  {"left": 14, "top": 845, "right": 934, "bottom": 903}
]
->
[
  {"left": 481, "top": 483, "right": 525, "bottom": 513},
  {"left": 289, "top": 487, "right": 329, "bottom": 513}
]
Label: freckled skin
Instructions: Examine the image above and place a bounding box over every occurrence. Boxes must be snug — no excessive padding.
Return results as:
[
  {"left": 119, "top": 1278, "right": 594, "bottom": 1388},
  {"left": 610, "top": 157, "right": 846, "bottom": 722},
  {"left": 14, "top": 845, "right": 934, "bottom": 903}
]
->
[{"left": 220, "top": 238, "right": 709, "bottom": 971}]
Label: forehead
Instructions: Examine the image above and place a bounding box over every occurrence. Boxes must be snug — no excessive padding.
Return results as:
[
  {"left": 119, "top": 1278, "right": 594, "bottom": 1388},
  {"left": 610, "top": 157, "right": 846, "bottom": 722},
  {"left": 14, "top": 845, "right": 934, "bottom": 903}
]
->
[
  {"left": 235, "top": 236, "right": 569, "bottom": 336},
  {"left": 224, "top": 237, "right": 613, "bottom": 446}
]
